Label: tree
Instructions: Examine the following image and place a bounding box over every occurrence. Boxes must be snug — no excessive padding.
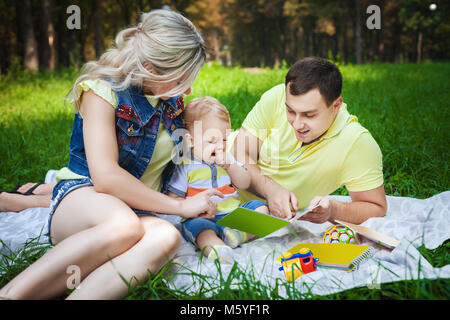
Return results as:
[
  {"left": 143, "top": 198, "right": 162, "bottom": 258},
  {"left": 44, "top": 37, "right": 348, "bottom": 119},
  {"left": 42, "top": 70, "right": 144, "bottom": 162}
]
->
[
  {"left": 185, "top": 0, "right": 227, "bottom": 62},
  {"left": 15, "top": 0, "right": 39, "bottom": 71},
  {"left": 400, "top": 0, "right": 444, "bottom": 63},
  {"left": 355, "top": 0, "right": 363, "bottom": 64},
  {"left": 39, "top": 0, "right": 56, "bottom": 71},
  {"left": 93, "top": 1, "right": 104, "bottom": 58}
]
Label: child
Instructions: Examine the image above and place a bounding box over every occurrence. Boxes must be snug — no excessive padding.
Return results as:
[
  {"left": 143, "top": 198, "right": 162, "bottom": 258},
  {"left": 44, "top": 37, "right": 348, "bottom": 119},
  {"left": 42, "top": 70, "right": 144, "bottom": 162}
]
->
[{"left": 167, "top": 97, "right": 269, "bottom": 264}]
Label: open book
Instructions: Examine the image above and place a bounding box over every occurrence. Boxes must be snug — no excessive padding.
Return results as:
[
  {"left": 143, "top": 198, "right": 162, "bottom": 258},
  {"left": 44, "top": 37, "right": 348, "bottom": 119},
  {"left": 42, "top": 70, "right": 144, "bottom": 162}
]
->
[{"left": 216, "top": 205, "right": 319, "bottom": 238}]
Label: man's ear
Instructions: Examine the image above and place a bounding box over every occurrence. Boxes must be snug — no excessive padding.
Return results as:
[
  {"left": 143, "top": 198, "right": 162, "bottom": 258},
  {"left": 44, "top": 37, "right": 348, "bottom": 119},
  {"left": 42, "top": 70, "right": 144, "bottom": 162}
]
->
[{"left": 332, "top": 97, "right": 343, "bottom": 115}]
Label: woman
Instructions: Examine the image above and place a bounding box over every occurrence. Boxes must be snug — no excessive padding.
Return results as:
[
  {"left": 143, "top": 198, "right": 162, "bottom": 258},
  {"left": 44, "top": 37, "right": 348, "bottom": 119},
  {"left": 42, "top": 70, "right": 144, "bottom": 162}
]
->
[{"left": 0, "top": 9, "right": 222, "bottom": 300}]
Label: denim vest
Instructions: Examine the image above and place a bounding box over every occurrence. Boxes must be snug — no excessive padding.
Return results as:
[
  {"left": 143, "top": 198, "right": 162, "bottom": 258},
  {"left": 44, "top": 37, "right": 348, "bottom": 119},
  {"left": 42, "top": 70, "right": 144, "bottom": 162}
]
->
[{"left": 67, "top": 82, "right": 186, "bottom": 194}]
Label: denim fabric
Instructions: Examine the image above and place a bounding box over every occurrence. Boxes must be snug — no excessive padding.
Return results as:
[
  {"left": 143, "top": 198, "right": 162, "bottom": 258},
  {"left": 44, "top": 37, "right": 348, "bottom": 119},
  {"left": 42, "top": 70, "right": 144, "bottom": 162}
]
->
[
  {"left": 181, "top": 200, "right": 268, "bottom": 246},
  {"left": 67, "top": 80, "right": 186, "bottom": 194},
  {"left": 48, "top": 82, "right": 186, "bottom": 244}
]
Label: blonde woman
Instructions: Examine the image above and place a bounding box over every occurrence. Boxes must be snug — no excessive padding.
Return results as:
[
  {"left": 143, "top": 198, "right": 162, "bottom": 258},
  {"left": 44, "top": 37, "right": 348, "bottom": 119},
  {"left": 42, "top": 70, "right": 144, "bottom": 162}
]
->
[{"left": 0, "top": 9, "right": 223, "bottom": 300}]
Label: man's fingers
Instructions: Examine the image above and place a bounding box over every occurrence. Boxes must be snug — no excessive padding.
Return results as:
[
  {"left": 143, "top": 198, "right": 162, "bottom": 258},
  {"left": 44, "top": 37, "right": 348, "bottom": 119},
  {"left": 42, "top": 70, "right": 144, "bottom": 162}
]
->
[
  {"left": 281, "top": 199, "right": 294, "bottom": 219},
  {"left": 309, "top": 196, "right": 322, "bottom": 209},
  {"left": 290, "top": 192, "right": 298, "bottom": 212}
]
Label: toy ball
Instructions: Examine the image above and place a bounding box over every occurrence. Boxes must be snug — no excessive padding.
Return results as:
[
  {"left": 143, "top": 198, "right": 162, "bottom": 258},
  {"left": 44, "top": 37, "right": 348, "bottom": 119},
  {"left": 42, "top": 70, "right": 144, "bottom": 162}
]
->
[{"left": 323, "top": 224, "right": 358, "bottom": 244}]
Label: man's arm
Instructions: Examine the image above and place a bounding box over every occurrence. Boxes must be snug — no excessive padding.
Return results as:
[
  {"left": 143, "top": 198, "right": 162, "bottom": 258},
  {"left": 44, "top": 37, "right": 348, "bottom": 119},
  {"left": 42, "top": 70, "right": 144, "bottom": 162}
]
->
[
  {"left": 300, "top": 184, "right": 387, "bottom": 224},
  {"left": 334, "top": 184, "right": 387, "bottom": 223},
  {"left": 231, "top": 127, "right": 298, "bottom": 219}
]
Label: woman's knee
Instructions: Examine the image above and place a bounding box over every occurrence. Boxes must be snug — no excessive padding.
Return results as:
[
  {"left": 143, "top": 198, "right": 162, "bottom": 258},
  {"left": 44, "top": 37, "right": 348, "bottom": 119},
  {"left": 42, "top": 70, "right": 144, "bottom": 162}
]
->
[
  {"left": 101, "top": 212, "right": 145, "bottom": 250},
  {"left": 141, "top": 218, "right": 182, "bottom": 255}
]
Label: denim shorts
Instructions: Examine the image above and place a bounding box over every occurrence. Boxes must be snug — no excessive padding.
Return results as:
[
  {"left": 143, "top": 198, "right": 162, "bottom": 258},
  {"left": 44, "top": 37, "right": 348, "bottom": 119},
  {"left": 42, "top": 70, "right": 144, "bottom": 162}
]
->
[
  {"left": 180, "top": 199, "right": 268, "bottom": 246},
  {"left": 46, "top": 178, "right": 156, "bottom": 245}
]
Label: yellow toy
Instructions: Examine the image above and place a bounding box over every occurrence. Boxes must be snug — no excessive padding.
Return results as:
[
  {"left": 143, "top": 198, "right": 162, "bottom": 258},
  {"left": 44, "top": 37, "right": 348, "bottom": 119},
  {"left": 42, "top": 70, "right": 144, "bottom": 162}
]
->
[{"left": 279, "top": 247, "right": 318, "bottom": 281}]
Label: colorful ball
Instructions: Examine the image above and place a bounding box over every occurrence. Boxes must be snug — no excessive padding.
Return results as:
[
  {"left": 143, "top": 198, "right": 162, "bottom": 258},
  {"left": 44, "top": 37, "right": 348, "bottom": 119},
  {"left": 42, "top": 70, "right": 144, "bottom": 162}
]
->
[{"left": 323, "top": 224, "right": 358, "bottom": 244}]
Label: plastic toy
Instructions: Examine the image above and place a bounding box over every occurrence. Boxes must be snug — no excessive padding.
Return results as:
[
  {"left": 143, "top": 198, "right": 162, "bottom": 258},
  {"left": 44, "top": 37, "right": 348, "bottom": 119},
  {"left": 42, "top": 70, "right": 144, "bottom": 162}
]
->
[
  {"left": 323, "top": 224, "right": 358, "bottom": 244},
  {"left": 279, "top": 247, "right": 319, "bottom": 281}
]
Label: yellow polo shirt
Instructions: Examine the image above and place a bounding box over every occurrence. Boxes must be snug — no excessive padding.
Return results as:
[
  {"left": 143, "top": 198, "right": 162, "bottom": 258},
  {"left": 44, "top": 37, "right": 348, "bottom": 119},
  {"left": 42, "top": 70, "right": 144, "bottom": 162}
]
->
[
  {"left": 227, "top": 83, "right": 384, "bottom": 209},
  {"left": 58, "top": 79, "right": 174, "bottom": 192}
]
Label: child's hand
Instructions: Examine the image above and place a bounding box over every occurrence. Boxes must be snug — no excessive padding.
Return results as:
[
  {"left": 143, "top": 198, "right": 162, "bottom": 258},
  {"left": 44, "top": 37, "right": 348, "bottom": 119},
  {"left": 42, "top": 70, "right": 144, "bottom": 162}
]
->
[{"left": 211, "top": 147, "right": 230, "bottom": 170}]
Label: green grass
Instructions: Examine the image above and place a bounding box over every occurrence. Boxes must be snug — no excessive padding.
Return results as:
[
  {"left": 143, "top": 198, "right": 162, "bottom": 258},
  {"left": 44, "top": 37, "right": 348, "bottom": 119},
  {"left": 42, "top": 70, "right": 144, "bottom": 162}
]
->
[{"left": 0, "top": 62, "right": 449, "bottom": 299}]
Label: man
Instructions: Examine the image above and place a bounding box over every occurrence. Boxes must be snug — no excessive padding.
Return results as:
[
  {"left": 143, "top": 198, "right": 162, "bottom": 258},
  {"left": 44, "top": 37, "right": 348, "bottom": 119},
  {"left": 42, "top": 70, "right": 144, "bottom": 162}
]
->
[{"left": 229, "top": 57, "right": 387, "bottom": 224}]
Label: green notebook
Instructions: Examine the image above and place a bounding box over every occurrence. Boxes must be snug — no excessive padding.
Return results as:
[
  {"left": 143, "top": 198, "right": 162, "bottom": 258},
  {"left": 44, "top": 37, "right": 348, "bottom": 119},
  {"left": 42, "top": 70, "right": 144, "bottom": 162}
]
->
[{"left": 216, "top": 205, "right": 318, "bottom": 238}]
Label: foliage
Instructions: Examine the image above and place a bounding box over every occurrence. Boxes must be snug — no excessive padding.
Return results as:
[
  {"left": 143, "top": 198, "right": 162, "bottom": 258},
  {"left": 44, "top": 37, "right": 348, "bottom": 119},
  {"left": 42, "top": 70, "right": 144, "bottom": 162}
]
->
[
  {"left": 1, "top": 0, "right": 450, "bottom": 74},
  {"left": 0, "top": 63, "right": 448, "bottom": 299}
]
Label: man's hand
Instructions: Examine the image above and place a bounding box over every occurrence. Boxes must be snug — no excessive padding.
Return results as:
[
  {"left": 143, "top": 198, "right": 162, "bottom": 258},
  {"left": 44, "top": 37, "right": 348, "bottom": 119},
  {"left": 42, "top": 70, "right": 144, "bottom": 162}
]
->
[
  {"left": 299, "top": 196, "right": 333, "bottom": 224},
  {"left": 265, "top": 181, "right": 298, "bottom": 219}
]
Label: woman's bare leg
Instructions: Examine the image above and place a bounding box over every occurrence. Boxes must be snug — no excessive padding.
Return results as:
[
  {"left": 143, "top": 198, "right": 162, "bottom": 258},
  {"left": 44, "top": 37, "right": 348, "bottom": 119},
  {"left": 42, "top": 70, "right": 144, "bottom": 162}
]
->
[
  {"left": 0, "top": 193, "right": 52, "bottom": 212},
  {"left": 67, "top": 215, "right": 182, "bottom": 300},
  {"left": 0, "top": 187, "right": 144, "bottom": 300},
  {"left": 15, "top": 182, "right": 56, "bottom": 195}
]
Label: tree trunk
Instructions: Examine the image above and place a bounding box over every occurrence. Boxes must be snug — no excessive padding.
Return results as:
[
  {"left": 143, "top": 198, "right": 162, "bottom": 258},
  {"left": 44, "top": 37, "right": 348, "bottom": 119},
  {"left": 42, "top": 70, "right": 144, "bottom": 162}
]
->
[
  {"left": 377, "top": 0, "right": 384, "bottom": 61},
  {"left": 343, "top": 16, "right": 349, "bottom": 63},
  {"left": 93, "top": 1, "right": 104, "bottom": 58},
  {"left": 211, "top": 28, "right": 220, "bottom": 62},
  {"left": 15, "top": 0, "right": 39, "bottom": 71},
  {"left": 39, "top": 0, "right": 55, "bottom": 71},
  {"left": 117, "top": 0, "right": 131, "bottom": 25},
  {"left": 56, "top": 3, "right": 69, "bottom": 67},
  {"left": 355, "top": 0, "right": 363, "bottom": 64},
  {"left": 416, "top": 29, "right": 423, "bottom": 63}
]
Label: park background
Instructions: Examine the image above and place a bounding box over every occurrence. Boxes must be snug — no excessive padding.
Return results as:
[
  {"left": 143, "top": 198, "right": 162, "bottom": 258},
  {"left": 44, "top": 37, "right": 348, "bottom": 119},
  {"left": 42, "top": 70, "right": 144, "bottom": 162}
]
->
[{"left": 0, "top": 0, "right": 449, "bottom": 299}]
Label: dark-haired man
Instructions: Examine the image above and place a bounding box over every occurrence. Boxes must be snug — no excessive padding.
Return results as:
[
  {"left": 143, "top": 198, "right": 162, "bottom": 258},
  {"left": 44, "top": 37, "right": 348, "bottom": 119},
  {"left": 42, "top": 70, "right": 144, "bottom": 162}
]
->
[{"left": 229, "top": 57, "right": 387, "bottom": 224}]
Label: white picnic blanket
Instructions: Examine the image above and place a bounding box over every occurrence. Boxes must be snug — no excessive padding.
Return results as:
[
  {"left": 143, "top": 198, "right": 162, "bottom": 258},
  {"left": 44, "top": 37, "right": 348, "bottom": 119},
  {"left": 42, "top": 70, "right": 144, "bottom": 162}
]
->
[{"left": 1, "top": 170, "right": 449, "bottom": 297}]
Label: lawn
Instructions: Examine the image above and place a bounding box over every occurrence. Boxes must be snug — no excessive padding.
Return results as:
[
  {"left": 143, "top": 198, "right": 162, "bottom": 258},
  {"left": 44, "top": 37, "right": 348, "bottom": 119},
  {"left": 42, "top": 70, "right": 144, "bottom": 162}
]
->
[{"left": 0, "top": 62, "right": 449, "bottom": 299}]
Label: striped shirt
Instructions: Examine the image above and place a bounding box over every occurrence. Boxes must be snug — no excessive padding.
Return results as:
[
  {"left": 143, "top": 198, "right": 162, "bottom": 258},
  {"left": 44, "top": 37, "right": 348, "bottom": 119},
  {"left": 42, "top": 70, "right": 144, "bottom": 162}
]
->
[{"left": 167, "top": 153, "right": 246, "bottom": 214}]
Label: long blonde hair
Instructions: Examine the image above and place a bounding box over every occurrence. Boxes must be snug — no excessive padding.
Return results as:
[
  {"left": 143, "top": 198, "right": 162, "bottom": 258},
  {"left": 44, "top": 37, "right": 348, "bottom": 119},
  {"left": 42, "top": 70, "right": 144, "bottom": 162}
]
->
[{"left": 71, "top": 9, "right": 205, "bottom": 107}]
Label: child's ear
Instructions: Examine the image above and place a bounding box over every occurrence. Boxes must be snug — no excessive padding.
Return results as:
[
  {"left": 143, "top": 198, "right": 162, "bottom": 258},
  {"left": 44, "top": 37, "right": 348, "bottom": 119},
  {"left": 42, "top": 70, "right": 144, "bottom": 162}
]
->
[{"left": 184, "top": 133, "right": 193, "bottom": 148}]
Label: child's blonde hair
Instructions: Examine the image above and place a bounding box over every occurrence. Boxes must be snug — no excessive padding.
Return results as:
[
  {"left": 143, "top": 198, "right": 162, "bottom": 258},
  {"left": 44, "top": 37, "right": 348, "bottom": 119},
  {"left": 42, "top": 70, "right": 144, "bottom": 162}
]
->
[
  {"left": 183, "top": 97, "right": 230, "bottom": 129},
  {"left": 71, "top": 9, "right": 205, "bottom": 107}
]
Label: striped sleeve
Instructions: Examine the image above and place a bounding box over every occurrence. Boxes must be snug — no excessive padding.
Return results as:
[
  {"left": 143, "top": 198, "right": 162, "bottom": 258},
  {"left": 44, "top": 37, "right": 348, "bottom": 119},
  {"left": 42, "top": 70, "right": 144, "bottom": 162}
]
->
[{"left": 167, "top": 164, "right": 188, "bottom": 197}]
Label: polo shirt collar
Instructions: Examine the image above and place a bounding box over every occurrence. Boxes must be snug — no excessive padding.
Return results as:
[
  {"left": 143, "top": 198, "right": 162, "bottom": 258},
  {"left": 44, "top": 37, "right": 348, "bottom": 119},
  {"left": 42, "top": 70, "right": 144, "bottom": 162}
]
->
[
  {"left": 288, "top": 103, "right": 356, "bottom": 163},
  {"left": 321, "top": 103, "right": 355, "bottom": 141}
]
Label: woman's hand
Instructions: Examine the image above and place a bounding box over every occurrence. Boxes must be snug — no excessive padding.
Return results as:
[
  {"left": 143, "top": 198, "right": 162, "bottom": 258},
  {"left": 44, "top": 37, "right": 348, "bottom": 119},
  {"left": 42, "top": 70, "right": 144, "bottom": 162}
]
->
[
  {"left": 265, "top": 180, "right": 298, "bottom": 219},
  {"left": 179, "top": 189, "right": 224, "bottom": 219}
]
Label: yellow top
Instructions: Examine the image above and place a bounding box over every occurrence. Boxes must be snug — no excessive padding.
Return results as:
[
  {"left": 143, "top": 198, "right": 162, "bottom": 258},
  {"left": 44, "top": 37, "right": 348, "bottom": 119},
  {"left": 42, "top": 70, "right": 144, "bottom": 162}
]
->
[
  {"left": 227, "top": 84, "right": 384, "bottom": 209},
  {"left": 57, "top": 79, "right": 174, "bottom": 192}
]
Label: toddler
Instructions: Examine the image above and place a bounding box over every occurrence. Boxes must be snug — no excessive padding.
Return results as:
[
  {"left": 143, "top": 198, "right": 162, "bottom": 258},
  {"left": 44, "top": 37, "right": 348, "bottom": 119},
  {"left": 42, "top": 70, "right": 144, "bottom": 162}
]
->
[{"left": 167, "top": 97, "right": 269, "bottom": 264}]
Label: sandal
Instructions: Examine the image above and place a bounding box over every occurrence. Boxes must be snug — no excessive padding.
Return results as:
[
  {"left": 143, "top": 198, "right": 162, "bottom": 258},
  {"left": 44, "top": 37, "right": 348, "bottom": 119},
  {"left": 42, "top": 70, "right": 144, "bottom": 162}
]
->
[{"left": 10, "top": 183, "right": 43, "bottom": 195}]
